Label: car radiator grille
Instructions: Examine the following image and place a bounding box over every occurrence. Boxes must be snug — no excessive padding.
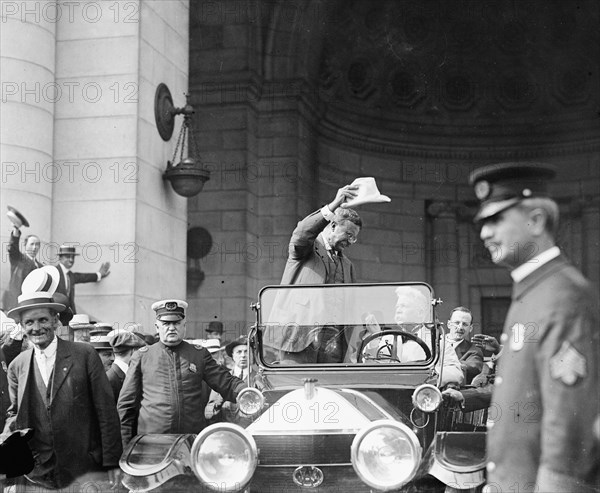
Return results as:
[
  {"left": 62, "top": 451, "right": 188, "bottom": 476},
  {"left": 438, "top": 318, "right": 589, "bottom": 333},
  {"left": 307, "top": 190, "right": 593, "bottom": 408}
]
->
[{"left": 254, "top": 434, "right": 354, "bottom": 465}]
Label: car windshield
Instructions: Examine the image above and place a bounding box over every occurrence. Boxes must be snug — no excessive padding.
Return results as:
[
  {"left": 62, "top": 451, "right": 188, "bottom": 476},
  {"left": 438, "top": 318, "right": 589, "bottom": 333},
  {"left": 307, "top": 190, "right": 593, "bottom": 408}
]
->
[{"left": 258, "top": 283, "right": 437, "bottom": 366}]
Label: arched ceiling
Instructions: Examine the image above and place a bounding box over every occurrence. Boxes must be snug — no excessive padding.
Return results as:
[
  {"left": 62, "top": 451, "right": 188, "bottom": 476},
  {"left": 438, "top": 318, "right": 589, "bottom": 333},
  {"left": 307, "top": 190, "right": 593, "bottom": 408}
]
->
[{"left": 312, "top": 0, "right": 600, "bottom": 152}]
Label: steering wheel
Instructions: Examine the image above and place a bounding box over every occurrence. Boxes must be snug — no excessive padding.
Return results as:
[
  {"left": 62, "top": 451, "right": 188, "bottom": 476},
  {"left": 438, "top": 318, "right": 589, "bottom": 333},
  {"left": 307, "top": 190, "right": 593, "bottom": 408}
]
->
[{"left": 357, "top": 328, "right": 432, "bottom": 363}]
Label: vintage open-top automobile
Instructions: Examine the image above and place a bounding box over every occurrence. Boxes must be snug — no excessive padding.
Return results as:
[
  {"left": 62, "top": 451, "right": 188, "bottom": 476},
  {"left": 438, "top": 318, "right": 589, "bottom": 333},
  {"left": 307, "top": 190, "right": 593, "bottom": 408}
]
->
[{"left": 120, "top": 282, "right": 486, "bottom": 492}]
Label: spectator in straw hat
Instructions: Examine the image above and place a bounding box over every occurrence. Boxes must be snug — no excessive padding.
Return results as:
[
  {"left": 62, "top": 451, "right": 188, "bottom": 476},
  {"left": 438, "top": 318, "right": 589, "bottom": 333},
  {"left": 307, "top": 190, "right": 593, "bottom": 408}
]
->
[
  {"left": 54, "top": 244, "right": 110, "bottom": 314},
  {"left": 90, "top": 333, "right": 114, "bottom": 373},
  {"left": 68, "top": 314, "right": 94, "bottom": 343},
  {"left": 3, "top": 266, "right": 121, "bottom": 490}
]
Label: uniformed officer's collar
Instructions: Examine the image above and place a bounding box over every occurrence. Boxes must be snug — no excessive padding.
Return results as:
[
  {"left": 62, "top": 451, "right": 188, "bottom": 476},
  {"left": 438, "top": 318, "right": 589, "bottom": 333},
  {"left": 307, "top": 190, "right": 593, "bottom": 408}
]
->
[
  {"left": 510, "top": 246, "right": 560, "bottom": 283},
  {"left": 159, "top": 340, "right": 184, "bottom": 350}
]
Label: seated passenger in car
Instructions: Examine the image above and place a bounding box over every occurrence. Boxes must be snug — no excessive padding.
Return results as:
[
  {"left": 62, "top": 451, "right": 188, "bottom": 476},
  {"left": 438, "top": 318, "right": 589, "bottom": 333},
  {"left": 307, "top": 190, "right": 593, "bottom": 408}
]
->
[{"left": 353, "top": 287, "right": 464, "bottom": 387}]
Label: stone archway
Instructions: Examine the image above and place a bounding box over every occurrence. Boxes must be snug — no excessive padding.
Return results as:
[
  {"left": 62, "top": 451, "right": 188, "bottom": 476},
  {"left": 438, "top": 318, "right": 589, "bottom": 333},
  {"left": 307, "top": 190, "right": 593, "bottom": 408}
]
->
[{"left": 186, "top": 0, "right": 599, "bottom": 337}]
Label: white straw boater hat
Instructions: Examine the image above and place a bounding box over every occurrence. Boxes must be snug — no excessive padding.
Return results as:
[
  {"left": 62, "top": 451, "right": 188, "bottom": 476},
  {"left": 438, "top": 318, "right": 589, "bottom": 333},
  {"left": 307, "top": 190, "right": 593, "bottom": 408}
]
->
[{"left": 7, "top": 266, "right": 66, "bottom": 321}]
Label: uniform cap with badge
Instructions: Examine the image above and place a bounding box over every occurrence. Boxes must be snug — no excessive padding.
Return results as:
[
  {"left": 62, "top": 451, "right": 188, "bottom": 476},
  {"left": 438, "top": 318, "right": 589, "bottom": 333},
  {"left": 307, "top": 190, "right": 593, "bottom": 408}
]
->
[
  {"left": 468, "top": 162, "right": 557, "bottom": 222},
  {"left": 152, "top": 299, "right": 188, "bottom": 321}
]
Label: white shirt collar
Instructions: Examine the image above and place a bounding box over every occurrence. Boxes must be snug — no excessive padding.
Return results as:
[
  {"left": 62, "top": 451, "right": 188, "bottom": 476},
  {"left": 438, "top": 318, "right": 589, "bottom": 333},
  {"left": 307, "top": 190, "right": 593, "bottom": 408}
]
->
[
  {"left": 58, "top": 263, "right": 70, "bottom": 274},
  {"left": 445, "top": 334, "right": 463, "bottom": 346},
  {"left": 34, "top": 335, "right": 58, "bottom": 358},
  {"left": 114, "top": 358, "right": 129, "bottom": 374},
  {"left": 510, "top": 246, "right": 561, "bottom": 283}
]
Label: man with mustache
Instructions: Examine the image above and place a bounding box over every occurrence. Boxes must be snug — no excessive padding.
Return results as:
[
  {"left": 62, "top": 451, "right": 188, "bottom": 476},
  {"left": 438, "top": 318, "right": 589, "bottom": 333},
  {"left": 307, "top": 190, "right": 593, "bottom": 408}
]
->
[
  {"left": 118, "top": 299, "right": 246, "bottom": 447},
  {"left": 469, "top": 162, "right": 599, "bottom": 493},
  {"left": 264, "top": 184, "right": 362, "bottom": 363}
]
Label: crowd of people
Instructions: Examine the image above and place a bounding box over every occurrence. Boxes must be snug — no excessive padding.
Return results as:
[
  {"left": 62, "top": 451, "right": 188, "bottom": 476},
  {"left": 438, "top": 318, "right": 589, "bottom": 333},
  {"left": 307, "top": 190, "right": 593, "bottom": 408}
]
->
[
  {"left": 0, "top": 161, "right": 598, "bottom": 492},
  {"left": 0, "top": 273, "right": 246, "bottom": 491}
]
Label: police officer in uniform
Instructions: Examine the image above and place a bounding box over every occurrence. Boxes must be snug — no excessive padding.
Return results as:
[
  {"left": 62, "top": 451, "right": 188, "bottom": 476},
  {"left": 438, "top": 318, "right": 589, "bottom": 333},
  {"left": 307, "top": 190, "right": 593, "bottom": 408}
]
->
[
  {"left": 118, "top": 299, "right": 246, "bottom": 446},
  {"left": 469, "top": 163, "right": 599, "bottom": 493}
]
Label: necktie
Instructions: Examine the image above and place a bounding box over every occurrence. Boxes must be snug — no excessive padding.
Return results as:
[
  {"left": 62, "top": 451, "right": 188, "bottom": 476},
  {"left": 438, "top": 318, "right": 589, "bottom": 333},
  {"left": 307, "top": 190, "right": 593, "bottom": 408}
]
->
[
  {"left": 67, "top": 270, "right": 74, "bottom": 292},
  {"left": 40, "top": 351, "right": 51, "bottom": 386},
  {"left": 330, "top": 251, "right": 344, "bottom": 284}
]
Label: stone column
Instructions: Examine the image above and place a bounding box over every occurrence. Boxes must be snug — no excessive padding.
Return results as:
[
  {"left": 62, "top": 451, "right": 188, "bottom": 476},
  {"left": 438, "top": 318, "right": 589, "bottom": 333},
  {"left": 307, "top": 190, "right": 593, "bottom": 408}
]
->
[
  {"left": 427, "top": 201, "right": 461, "bottom": 318},
  {"left": 50, "top": 0, "right": 190, "bottom": 330},
  {"left": 1, "top": 1, "right": 56, "bottom": 288}
]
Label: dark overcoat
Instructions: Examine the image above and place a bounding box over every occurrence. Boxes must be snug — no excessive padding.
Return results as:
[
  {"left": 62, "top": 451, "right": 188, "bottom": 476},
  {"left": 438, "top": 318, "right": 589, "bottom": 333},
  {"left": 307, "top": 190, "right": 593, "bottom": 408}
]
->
[
  {"left": 4, "top": 338, "right": 122, "bottom": 480},
  {"left": 487, "top": 255, "right": 599, "bottom": 492}
]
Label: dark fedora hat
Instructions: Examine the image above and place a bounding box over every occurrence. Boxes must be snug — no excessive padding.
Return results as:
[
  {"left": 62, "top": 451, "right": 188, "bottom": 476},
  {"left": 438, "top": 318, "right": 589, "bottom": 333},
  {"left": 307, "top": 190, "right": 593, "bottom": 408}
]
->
[
  {"left": 225, "top": 336, "right": 247, "bottom": 358},
  {"left": 207, "top": 320, "right": 224, "bottom": 334}
]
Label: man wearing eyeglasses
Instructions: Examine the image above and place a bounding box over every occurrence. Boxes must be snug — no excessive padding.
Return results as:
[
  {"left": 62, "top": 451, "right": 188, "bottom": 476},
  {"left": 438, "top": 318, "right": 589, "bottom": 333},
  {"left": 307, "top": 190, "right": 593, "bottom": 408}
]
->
[
  {"left": 280, "top": 184, "right": 362, "bottom": 285},
  {"left": 446, "top": 306, "right": 483, "bottom": 384},
  {"left": 266, "top": 185, "right": 362, "bottom": 363}
]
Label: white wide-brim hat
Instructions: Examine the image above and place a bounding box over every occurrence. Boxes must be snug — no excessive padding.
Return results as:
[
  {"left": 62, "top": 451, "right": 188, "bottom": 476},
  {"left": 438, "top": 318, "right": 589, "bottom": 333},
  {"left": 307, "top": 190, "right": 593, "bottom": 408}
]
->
[
  {"left": 343, "top": 177, "right": 391, "bottom": 208},
  {"left": 7, "top": 266, "right": 65, "bottom": 321}
]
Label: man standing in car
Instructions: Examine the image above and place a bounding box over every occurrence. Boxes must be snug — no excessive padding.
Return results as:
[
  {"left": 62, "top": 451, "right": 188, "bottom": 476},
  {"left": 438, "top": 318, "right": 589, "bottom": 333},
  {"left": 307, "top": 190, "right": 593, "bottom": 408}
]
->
[
  {"left": 264, "top": 184, "right": 361, "bottom": 363},
  {"left": 470, "top": 162, "right": 599, "bottom": 493}
]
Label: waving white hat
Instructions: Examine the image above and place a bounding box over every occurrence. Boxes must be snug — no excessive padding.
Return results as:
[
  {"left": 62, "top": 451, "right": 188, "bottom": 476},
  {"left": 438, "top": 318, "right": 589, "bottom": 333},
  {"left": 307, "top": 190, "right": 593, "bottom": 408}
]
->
[{"left": 343, "top": 177, "right": 391, "bottom": 208}]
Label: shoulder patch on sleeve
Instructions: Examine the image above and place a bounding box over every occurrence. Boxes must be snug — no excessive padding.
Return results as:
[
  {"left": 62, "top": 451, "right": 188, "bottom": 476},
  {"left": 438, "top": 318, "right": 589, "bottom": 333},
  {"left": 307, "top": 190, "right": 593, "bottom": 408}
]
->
[
  {"left": 194, "top": 344, "right": 203, "bottom": 350},
  {"left": 138, "top": 346, "right": 149, "bottom": 353},
  {"left": 549, "top": 341, "right": 587, "bottom": 386}
]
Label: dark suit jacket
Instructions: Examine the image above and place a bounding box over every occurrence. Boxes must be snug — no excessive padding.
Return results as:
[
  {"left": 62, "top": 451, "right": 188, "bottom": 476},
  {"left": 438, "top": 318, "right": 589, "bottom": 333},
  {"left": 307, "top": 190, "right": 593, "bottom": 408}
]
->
[
  {"left": 2, "top": 233, "right": 42, "bottom": 311},
  {"left": 106, "top": 362, "right": 126, "bottom": 402},
  {"left": 280, "top": 209, "right": 356, "bottom": 285},
  {"left": 55, "top": 264, "right": 99, "bottom": 314},
  {"left": 0, "top": 338, "right": 22, "bottom": 431},
  {"left": 4, "top": 338, "right": 122, "bottom": 480},
  {"left": 454, "top": 339, "right": 483, "bottom": 384},
  {"left": 267, "top": 210, "right": 356, "bottom": 353}
]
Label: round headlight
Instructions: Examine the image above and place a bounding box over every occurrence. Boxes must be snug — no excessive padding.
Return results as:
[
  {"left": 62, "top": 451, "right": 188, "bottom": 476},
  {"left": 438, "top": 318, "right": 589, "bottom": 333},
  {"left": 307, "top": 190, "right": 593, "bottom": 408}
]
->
[
  {"left": 351, "top": 420, "right": 422, "bottom": 491},
  {"left": 237, "top": 387, "right": 265, "bottom": 416},
  {"left": 190, "top": 423, "right": 257, "bottom": 491},
  {"left": 412, "top": 384, "right": 443, "bottom": 413}
]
